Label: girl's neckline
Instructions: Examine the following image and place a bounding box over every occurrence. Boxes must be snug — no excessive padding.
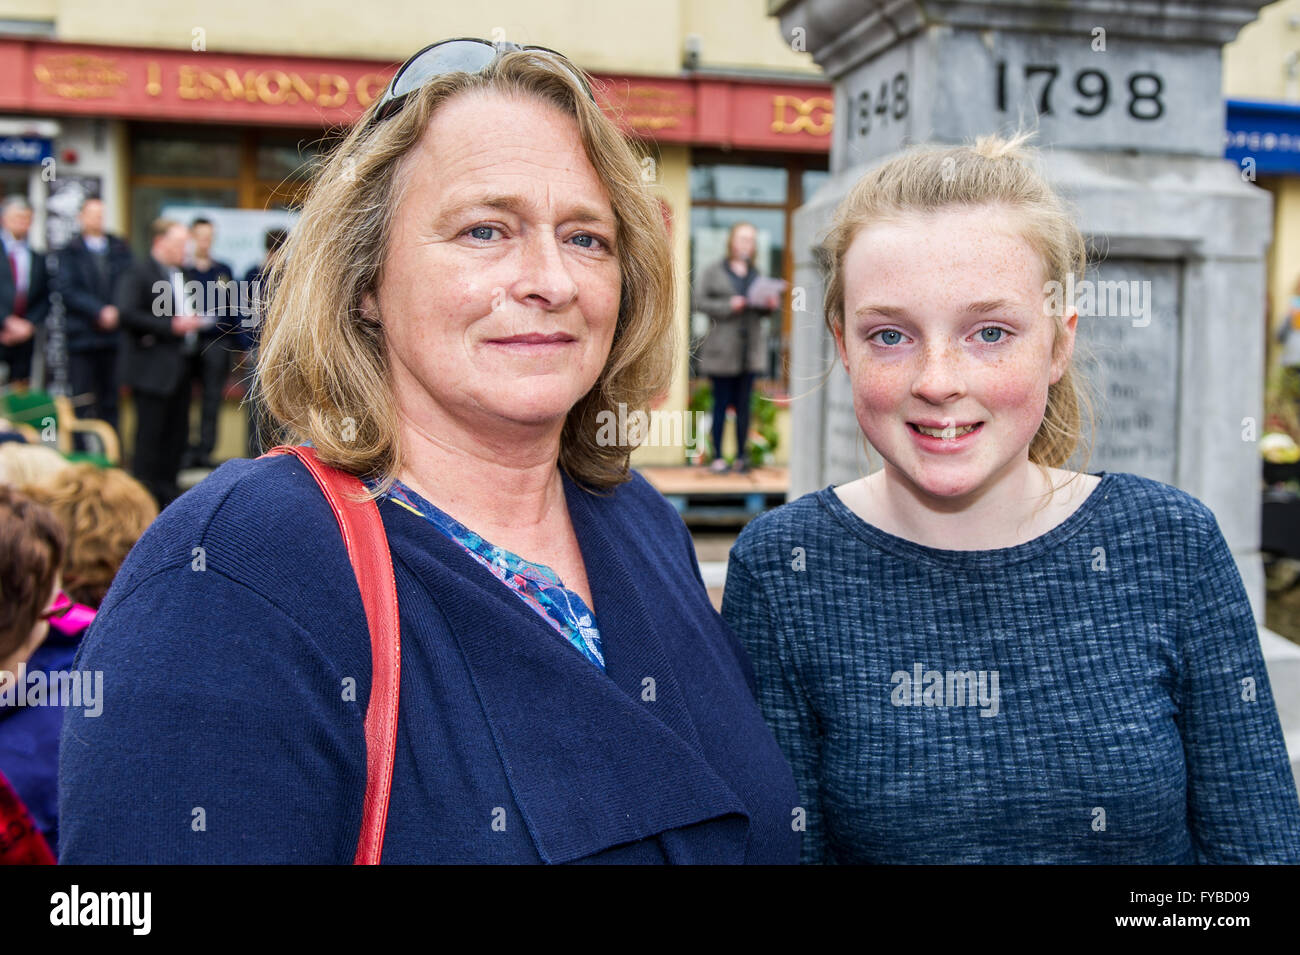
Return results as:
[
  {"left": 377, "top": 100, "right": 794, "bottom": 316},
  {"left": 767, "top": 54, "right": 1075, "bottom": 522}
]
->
[{"left": 817, "top": 471, "right": 1115, "bottom": 570}]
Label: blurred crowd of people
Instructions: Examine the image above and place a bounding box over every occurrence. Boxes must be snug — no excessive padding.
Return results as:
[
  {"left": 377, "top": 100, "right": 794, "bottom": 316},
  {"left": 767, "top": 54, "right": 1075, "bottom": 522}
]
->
[
  {"left": 0, "top": 201, "right": 286, "bottom": 862},
  {"left": 1, "top": 195, "right": 286, "bottom": 508},
  {"left": 0, "top": 443, "right": 158, "bottom": 862}
]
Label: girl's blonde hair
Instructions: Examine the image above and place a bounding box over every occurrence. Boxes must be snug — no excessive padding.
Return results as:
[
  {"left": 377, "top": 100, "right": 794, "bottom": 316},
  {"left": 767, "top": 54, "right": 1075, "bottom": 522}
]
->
[
  {"left": 821, "top": 130, "right": 1092, "bottom": 469},
  {"left": 255, "top": 49, "right": 676, "bottom": 497}
]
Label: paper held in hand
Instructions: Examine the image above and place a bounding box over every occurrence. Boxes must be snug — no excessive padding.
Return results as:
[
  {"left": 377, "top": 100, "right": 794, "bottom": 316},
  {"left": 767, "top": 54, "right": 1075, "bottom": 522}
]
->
[{"left": 746, "top": 276, "right": 787, "bottom": 308}]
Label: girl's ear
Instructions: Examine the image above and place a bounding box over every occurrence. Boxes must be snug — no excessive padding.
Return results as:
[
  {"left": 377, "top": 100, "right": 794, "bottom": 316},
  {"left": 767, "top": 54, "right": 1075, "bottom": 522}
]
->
[
  {"left": 833, "top": 322, "right": 850, "bottom": 372},
  {"left": 1049, "top": 307, "right": 1078, "bottom": 384}
]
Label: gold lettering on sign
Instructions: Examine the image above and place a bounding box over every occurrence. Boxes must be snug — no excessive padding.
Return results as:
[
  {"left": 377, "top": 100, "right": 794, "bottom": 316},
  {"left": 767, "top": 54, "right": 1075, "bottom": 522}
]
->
[
  {"left": 256, "top": 70, "right": 291, "bottom": 104},
  {"left": 217, "top": 68, "right": 254, "bottom": 102},
  {"left": 771, "top": 95, "right": 833, "bottom": 135},
  {"left": 177, "top": 65, "right": 202, "bottom": 100},
  {"left": 317, "top": 75, "right": 349, "bottom": 109},
  {"left": 146, "top": 62, "right": 162, "bottom": 97},
  {"left": 33, "top": 54, "right": 128, "bottom": 100},
  {"left": 174, "top": 65, "right": 370, "bottom": 107},
  {"left": 356, "top": 73, "right": 388, "bottom": 107},
  {"left": 604, "top": 85, "right": 694, "bottom": 131}
]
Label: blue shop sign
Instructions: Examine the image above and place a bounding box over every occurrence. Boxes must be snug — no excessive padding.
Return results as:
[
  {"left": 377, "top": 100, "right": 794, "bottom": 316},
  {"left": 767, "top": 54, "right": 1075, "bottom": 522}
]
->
[
  {"left": 1226, "top": 99, "right": 1300, "bottom": 175},
  {"left": 0, "top": 136, "right": 53, "bottom": 165}
]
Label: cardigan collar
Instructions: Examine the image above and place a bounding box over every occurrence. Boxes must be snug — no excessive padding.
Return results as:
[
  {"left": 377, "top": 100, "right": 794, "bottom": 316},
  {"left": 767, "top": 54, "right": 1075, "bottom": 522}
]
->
[{"left": 380, "top": 468, "right": 751, "bottom": 863}]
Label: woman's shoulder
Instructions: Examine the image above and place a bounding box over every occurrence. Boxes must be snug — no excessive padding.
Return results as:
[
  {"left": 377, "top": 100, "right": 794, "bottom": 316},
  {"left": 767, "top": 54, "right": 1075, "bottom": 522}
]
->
[
  {"left": 101, "top": 453, "right": 353, "bottom": 618},
  {"left": 566, "top": 468, "right": 707, "bottom": 575},
  {"left": 577, "top": 468, "right": 686, "bottom": 535}
]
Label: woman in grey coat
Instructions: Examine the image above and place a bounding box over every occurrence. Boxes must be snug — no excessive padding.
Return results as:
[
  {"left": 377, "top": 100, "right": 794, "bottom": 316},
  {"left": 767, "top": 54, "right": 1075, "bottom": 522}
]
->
[{"left": 692, "top": 222, "right": 778, "bottom": 473}]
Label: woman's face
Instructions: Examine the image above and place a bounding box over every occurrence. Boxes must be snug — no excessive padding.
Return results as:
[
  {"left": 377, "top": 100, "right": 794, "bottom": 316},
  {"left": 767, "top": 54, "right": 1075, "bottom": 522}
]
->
[
  {"left": 836, "top": 204, "right": 1076, "bottom": 501},
  {"left": 371, "top": 90, "right": 622, "bottom": 441},
  {"left": 730, "top": 224, "right": 756, "bottom": 262}
]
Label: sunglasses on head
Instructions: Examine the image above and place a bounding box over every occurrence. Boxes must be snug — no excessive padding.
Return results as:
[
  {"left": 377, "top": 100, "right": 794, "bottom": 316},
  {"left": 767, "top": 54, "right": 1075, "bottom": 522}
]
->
[{"left": 368, "top": 37, "right": 596, "bottom": 128}]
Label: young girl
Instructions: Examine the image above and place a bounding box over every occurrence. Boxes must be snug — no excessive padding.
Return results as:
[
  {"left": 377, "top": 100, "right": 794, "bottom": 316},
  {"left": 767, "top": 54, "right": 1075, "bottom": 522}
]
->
[{"left": 723, "top": 132, "right": 1300, "bottom": 864}]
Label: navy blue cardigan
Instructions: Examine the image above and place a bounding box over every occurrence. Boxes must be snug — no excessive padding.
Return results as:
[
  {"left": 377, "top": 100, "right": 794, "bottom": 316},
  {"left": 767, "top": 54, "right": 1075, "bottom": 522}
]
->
[{"left": 58, "top": 454, "right": 800, "bottom": 864}]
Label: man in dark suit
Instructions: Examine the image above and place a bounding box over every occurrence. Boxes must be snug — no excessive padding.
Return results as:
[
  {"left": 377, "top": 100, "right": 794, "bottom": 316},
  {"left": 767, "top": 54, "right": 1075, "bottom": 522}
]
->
[
  {"left": 181, "top": 217, "right": 236, "bottom": 469},
  {"left": 0, "top": 196, "right": 51, "bottom": 386},
  {"left": 0, "top": 237, "right": 12, "bottom": 376},
  {"left": 116, "top": 218, "right": 205, "bottom": 509},
  {"left": 56, "top": 198, "right": 133, "bottom": 430},
  {"left": 239, "top": 226, "right": 287, "bottom": 457}
]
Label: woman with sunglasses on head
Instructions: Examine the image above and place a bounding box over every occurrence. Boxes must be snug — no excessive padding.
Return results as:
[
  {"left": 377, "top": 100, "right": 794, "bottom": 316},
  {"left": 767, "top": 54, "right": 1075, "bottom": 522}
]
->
[
  {"left": 58, "top": 39, "right": 799, "bottom": 865},
  {"left": 724, "top": 132, "right": 1300, "bottom": 864}
]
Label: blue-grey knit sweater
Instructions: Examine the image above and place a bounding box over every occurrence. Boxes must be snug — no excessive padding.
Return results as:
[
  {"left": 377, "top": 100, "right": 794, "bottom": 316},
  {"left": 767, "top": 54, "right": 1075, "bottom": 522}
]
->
[{"left": 722, "top": 471, "right": 1300, "bottom": 864}]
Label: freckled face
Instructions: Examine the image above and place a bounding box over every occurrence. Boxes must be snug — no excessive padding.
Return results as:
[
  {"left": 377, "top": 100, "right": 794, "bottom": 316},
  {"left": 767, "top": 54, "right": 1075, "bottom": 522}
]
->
[
  {"left": 371, "top": 90, "right": 622, "bottom": 435},
  {"left": 836, "top": 205, "right": 1074, "bottom": 501}
]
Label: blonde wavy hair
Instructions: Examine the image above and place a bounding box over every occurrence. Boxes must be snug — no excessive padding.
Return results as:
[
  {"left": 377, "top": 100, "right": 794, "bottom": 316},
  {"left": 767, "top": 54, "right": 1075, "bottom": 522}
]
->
[
  {"left": 821, "top": 130, "right": 1093, "bottom": 469},
  {"left": 255, "top": 49, "right": 676, "bottom": 497},
  {"left": 0, "top": 442, "right": 70, "bottom": 487},
  {"left": 21, "top": 464, "right": 157, "bottom": 608}
]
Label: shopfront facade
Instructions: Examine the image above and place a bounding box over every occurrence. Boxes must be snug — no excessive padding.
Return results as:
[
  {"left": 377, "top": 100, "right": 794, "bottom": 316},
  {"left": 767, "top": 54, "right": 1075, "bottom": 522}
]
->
[{"left": 0, "top": 36, "right": 834, "bottom": 463}]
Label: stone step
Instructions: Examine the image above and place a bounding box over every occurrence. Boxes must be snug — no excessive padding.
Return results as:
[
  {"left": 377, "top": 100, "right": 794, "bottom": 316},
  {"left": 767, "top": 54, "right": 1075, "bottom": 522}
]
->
[{"left": 1261, "top": 627, "right": 1300, "bottom": 794}]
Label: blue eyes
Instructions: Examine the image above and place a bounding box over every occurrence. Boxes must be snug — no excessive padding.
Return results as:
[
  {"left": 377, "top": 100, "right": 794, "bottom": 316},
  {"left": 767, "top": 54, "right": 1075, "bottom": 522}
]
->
[
  {"left": 868, "top": 326, "right": 1009, "bottom": 346},
  {"left": 462, "top": 225, "right": 607, "bottom": 250}
]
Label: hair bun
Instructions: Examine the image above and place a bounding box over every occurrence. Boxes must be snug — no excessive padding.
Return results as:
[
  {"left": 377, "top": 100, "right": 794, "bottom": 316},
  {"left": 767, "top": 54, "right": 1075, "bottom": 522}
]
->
[{"left": 971, "top": 130, "right": 1035, "bottom": 161}]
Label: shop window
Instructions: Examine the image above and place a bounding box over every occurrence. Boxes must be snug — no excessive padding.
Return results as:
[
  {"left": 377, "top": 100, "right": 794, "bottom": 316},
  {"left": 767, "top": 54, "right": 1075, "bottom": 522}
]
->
[
  {"left": 132, "top": 131, "right": 241, "bottom": 179},
  {"left": 689, "top": 205, "right": 786, "bottom": 380},
  {"left": 256, "top": 133, "right": 332, "bottom": 184},
  {"left": 690, "top": 164, "right": 787, "bottom": 203},
  {"left": 802, "top": 168, "right": 830, "bottom": 201},
  {"left": 128, "top": 124, "right": 333, "bottom": 255},
  {"left": 689, "top": 151, "right": 828, "bottom": 392}
]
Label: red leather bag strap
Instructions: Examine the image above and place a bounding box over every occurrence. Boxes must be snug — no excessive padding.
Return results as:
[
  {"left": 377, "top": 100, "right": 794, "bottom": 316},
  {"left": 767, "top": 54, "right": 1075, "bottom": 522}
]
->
[{"left": 261, "top": 445, "right": 400, "bottom": 865}]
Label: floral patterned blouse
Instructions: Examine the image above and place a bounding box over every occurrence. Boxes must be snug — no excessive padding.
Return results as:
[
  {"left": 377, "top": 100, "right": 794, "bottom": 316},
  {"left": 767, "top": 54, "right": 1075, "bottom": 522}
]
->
[{"left": 367, "top": 477, "right": 605, "bottom": 670}]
